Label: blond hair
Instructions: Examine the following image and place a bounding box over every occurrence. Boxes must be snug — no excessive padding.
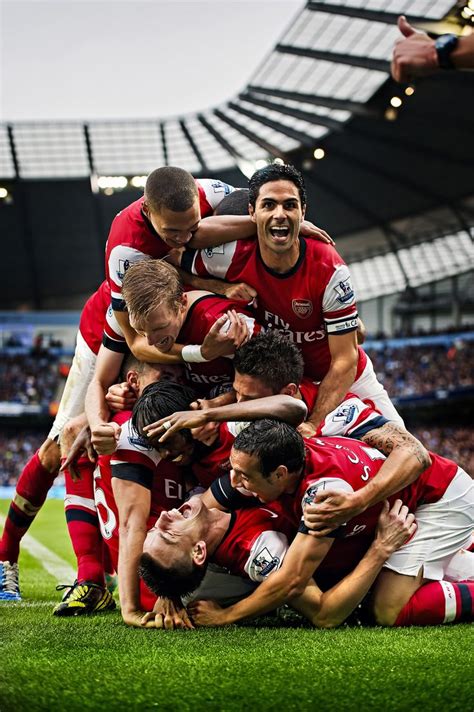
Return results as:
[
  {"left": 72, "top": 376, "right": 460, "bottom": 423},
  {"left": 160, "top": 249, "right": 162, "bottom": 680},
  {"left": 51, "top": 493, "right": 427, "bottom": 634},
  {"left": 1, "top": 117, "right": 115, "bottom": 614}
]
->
[{"left": 122, "top": 260, "right": 183, "bottom": 330}]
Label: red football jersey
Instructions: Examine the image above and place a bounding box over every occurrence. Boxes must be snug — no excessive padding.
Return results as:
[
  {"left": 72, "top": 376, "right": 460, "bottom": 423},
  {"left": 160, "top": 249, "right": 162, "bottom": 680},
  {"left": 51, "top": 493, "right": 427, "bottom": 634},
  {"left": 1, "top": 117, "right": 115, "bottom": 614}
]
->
[
  {"left": 280, "top": 437, "right": 459, "bottom": 585},
  {"left": 178, "top": 294, "right": 260, "bottom": 396},
  {"left": 78, "top": 280, "right": 110, "bottom": 355},
  {"left": 95, "top": 411, "right": 186, "bottom": 570},
  {"left": 183, "top": 236, "right": 366, "bottom": 380},
  {"left": 212, "top": 506, "right": 295, "bottom": 581},
  {"left": 105, "top": 179, "right": 234, "bottom": 311}
]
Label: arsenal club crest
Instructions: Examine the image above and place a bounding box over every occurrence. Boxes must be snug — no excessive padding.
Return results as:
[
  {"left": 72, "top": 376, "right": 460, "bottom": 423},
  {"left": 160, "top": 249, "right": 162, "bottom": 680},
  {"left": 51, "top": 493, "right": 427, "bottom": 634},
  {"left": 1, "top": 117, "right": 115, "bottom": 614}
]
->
[{"left": 292, "top": 299, "right": 313, "bottom": 318}]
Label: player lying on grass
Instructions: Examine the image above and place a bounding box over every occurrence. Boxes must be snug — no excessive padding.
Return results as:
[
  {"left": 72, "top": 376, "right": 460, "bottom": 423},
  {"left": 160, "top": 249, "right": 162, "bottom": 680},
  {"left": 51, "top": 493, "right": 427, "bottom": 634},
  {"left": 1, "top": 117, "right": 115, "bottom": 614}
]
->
[
  {"left": 138, "top": 494, "right": 415, "bottom": 630},
  {"left": 185, "top": 420, "right": 473, "bottom": 628}
]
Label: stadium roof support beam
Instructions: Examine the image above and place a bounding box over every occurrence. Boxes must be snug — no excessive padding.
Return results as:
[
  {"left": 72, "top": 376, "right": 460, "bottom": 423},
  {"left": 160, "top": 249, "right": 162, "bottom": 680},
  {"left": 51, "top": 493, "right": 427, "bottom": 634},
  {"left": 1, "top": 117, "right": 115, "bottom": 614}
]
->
[
  {"left": 275, "top": 44, "right": 390, "bottom": 73},
  {"left": 179, "top": 119, "right": 208, "bottom": 173},
  {"left": 240, "top": 93, "right": 344, "bottom": 132},
  {"left": 306, "top": 2, "right": 430, "bottom": 27},
  {"left": 213, "top": 109, "right": 285, "bottom": 159},
  {"left": 7, "top": 125, "right": 41, "bottom": 308},
  {"left": 159, "top": 122, "right": 168, "bottom": 166},
  {"left": 197, "top": 114, "right": 244, "bottom": 161},
  {"left": 228, "top": 102, "right": 314, "bottom": 148},
  {"left": 247, "top": 86, "right": 376, "bottom": 117}
]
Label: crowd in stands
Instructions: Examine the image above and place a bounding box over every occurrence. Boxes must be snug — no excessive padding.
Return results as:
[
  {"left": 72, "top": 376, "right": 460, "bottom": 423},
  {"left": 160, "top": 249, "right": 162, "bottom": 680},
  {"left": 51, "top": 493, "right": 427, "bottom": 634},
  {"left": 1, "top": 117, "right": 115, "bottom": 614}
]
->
[
  {"left": 0, "top": 335, "right": 472, "bottom": 487},
  {"left": 367, "top": 340, "right": 474, "bottom": 397},
  {"left": 0, "top": 431, "right": 45, "bottom": 486},
  {"left": 0, "top": 352, "right": 61, "bottom": 408}
]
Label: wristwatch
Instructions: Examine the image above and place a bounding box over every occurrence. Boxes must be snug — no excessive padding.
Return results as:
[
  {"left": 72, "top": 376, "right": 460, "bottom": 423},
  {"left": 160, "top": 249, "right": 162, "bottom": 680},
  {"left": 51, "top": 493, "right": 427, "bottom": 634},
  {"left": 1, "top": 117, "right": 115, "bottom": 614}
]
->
[{"left": 435, "top": 34, "right": 458, "bottom": 69}]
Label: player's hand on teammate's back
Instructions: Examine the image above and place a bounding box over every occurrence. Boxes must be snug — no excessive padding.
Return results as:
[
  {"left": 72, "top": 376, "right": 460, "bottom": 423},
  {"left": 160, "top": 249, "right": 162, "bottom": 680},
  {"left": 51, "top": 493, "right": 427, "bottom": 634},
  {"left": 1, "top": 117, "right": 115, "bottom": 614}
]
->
[
  {"left": 220, "top": 281, "right": 258, "bottom": 305},
  {"left": 105, "top": 382, "right": 137, "bottom": 412},
  {"left": 91, "top": 421, "right": 121, "bottom": 455},
  {"left": 201, "top": 310, "right": 250, "bottom": 360},
  {"left": 300, "top": 220, "right": 335, "bottom": 246},
  {"left": 140, "top": 597, "right": 194, "bottom": 630},
  {"left": 303, "top": 489, "right": 365, "bottom": 537},
  {"left": 188, "top": 599, "right": 227, "bottom": 627},
  {"left": 375, "top": 499, "right": 417, "bottom": 556},
  {"left": 297, "top": 421, "right": 317, "bottom": 438},
  {"left": 60, "top": 425, "right": 96, "bottom": 481}
]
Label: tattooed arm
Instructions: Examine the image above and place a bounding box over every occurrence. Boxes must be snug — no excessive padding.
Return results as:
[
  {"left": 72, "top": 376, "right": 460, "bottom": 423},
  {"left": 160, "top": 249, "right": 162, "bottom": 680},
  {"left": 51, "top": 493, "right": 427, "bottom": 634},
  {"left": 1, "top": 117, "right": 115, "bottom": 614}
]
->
[{"left": 303, "top": 422, "right": 430, "bottom": 536}]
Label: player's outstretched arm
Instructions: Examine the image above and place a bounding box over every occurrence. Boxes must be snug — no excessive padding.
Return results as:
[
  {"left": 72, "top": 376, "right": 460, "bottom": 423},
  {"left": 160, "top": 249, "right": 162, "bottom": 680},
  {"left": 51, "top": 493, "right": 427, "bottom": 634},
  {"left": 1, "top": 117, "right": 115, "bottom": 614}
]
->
[
  {"left": 142, "top": 395, "right": 308, "bottom": 442},
  {"left": 112, "top": 477, "right": 153, "bottom": 626},
  {"left": 85, "top": 346, "right": 124, "bottom": 455},
  {"left": 189, "top": 533, "right": 331, "bottom": 626},
  {"left": 300, "top": 331, "right": 358, "bottom": 438}
]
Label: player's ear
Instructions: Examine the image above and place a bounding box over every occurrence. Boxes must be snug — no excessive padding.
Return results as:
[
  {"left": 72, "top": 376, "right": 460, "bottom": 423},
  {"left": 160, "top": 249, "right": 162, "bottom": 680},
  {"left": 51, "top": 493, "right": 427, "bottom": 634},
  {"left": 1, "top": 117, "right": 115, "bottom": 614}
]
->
[
  {"left": 248, "top": 203, "right": 257, "bottom": 223},
  {"left": 301, "top": 203, "right": 306, "bottom": 220},
  {"left": 273, "top": 465, "right": 288, "bottom": 481},
  {"left": 127, "top": 369, "right": 140, "bottom": 393},
  {"left": 142, "top": 200, "right": 150, "bottom": 218},
  {"left": 192, "top": 541, "right": 207, "bottom": 566},
  {"left": 280, "top": 383, "right": 298, "bottom": 397}
]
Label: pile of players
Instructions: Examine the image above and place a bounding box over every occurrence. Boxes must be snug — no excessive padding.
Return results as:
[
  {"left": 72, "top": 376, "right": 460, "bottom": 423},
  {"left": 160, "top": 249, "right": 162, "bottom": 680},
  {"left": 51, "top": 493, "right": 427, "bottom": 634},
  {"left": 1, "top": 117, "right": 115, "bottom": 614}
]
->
[{"left": 0, "top": 164, "right": 472, "bottom": 629}]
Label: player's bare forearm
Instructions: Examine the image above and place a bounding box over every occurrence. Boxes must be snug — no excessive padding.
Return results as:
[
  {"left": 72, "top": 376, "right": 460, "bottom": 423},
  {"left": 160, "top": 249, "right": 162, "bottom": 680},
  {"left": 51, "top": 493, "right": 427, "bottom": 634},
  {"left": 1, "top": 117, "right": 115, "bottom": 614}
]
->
[
  {"left": 355, "top": 423, "right": 431, "bottom": 511},
  {"left": 307, "top": 359, "right": 357, "bottom": 430},
  {"left": 291, "top": 542, "right": 389, "bottom": 628},
  {"left": 189, "top": 215, "right": 256, "bottom": 249},
  {"left": 214, "top": 534, "right": 330, "bottom": 625},
  {"left": 145, "top": 395, "right": 308, "bottom": 441},
  {"left": 205, "top": 395, "right": 307, "bottom": 427},
  {"left": 85, "top": 378, "right": 111, "bottom": 431},
  {"left": 175, "top": 266, "right": 230, "bottom": 297},
  {"left": 113, "top": 480, "right": 151, "bottom": 617}
]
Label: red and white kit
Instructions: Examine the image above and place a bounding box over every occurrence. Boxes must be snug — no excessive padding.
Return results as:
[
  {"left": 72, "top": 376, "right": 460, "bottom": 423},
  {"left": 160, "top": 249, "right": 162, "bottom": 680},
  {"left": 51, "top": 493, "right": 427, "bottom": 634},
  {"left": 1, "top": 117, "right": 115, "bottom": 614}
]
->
[
  {"left": 183, "top": 237, "right": 401, "bottom": 423},
  {"left": 103, "top": 293, "right": 260, "bottom": 397},
  {"left": 106, "top": 179, "right": 234, "bottom": 311},
  {"left": 213, "top": 506, "right": 296, "bottom": 582},
  {"left": 48, "top": 280, "right": 110, "bottom": 440}
]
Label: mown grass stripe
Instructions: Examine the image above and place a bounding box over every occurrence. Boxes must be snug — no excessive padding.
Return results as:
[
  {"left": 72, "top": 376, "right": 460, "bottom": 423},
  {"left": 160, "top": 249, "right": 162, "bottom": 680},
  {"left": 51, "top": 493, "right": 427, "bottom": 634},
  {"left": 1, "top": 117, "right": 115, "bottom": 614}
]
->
[{"left": 0, "top": 514, "right": 75, "bottom": 583}]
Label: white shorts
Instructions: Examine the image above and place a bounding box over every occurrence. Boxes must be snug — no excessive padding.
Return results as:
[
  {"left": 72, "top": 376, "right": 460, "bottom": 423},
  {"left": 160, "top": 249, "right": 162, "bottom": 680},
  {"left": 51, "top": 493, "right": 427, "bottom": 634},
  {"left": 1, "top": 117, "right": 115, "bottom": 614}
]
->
[
  {"left": 352, "top": 354, "right": 404, "bottom": 426},
  {"left": 384, "top": 467, "right": 474, "bottom": 580},
  {"left": 47, "top": 330, "right": 97, "bottom": 441}
]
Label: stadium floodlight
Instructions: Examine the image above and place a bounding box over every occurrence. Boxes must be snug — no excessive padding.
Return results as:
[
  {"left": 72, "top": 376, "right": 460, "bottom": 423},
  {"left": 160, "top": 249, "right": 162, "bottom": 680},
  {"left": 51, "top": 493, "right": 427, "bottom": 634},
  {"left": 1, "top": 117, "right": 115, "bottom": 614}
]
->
[
  {"left": 313, "top": 148, "right": 325, "bottom": 160},
  {"left": 390, "top": 97, "right": 403, "bottom": 108},
  {"left": 130, "top": 176, "right": 147, "bottom": 188},
  {"left": 0, "top": 187, "right": 8, "bottom": 199},
  {"left": 97, "top": 176, "right": 128, "bottom": 190}
]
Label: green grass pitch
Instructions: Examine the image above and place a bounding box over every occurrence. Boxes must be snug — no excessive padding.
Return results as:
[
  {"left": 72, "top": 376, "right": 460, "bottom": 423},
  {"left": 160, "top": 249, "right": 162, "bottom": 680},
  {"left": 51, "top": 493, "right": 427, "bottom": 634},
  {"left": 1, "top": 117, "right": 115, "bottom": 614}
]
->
[{"left": 0, "top": 499, "right": 472, "bottom": 712}]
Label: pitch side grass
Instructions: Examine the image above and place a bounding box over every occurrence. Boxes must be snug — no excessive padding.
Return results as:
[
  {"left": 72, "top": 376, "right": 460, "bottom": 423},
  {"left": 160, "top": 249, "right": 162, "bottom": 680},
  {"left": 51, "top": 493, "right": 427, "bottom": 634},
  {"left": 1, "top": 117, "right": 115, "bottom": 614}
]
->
[{"left": 0, "top": 500, "right": 472, "bottom": 712}]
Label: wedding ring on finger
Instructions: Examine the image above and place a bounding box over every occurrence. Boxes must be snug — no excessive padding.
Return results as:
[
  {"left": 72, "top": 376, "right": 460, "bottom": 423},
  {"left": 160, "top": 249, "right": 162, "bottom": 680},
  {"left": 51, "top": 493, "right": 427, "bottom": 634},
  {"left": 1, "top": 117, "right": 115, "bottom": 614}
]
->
[{"left": 162, "top": 421, "right": 172, "bottom": 431}]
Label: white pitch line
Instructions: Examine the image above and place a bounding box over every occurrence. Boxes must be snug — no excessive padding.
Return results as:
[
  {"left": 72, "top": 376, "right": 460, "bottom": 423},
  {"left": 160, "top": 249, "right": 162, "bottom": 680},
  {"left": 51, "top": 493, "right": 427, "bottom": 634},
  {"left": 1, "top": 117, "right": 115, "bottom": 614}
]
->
[{"left": 0, "top": 514, "right": 75, "bottom": 583}]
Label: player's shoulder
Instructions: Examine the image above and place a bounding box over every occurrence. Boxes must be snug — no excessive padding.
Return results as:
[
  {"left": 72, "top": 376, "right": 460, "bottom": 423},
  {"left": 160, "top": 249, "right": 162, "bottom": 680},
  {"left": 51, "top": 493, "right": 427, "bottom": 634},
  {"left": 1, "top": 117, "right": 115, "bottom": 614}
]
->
[{"left": 304, "top": 238, "right": 346, "bottom": 266}]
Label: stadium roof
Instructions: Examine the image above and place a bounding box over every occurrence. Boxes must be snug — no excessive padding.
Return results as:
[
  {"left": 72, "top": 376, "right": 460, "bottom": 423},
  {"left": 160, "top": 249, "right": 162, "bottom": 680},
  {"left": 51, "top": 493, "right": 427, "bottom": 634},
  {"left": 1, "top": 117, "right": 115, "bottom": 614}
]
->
[{"left": 0, "top": 0, "right": 473, "bottom": 308}]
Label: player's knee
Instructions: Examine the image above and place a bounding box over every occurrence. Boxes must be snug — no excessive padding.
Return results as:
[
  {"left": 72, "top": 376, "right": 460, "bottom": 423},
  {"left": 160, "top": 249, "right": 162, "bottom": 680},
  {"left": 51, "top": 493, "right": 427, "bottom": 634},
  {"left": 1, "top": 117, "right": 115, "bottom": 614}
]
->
[{"left": 38, "top": 438, "right": 61, "bottom": 473}]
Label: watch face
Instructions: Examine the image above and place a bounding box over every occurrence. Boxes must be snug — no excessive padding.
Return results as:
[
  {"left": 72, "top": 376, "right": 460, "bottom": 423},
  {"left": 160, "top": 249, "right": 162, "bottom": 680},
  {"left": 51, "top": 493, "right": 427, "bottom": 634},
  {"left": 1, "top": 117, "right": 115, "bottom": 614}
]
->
[{"left": 435, "top": 34, "right": 458, "bottom": 68}]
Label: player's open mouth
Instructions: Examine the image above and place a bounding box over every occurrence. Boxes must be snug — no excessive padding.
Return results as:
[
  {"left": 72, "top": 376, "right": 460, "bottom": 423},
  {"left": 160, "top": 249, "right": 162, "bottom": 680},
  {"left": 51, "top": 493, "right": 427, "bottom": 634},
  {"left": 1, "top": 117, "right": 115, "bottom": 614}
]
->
[{"left": 270, "top": 226, "right": 290, "bottom": 241}]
